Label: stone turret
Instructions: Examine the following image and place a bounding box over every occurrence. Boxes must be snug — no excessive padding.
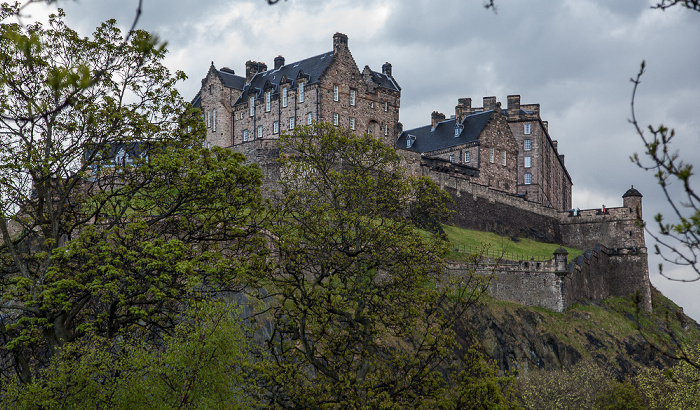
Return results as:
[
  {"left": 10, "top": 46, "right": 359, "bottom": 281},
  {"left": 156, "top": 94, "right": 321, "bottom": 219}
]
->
[{"left": 622, "top": 186, "right": 643, "bottom": 219}]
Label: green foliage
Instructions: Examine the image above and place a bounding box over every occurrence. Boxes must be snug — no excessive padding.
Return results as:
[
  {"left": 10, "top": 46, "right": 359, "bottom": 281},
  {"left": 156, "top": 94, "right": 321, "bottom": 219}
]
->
[
  {"left": 595, "top": 381, "right": 647, "bottom": 410},
  {"left": 255, "top": 123, "right": 496, "bottom": 408},
  {"left": 2, "top": 301, "right": 256, "bottom": 409},
  {"left": 0, "top": 6, "right": 266, "bottom": 386},
  {"left": 515, "top": 361, "right": 625, "bottom": 410},
  {"left": 634, "top": 345, "right": 700, "bottom": 410}
]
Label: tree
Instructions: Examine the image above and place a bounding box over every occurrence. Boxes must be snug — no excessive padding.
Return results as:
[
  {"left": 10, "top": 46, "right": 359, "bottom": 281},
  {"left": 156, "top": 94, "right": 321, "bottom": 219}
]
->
[
  {"left": 253, "top": 123, "right": 494, "bottom": 408},
  {"left": 0, "top": 6, "right": 266, "bottom": 385},
  {"left": 3, "top": 301, "right": 257, "bottom": 409}
]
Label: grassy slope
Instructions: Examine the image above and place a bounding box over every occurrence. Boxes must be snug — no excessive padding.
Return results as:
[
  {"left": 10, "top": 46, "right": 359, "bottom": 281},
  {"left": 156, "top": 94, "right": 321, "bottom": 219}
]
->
[{"left": 441, "top": 224, "right": 583, "bottom": 262}]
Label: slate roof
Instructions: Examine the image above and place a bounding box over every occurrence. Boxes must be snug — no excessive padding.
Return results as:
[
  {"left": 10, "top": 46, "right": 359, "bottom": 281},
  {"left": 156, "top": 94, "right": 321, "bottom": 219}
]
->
[
  {"left": 191, "top": 67, "right": 247, "bottom": 109},
  {"left": 368, "top": 70, "right": 401, "bottom": 91},
  {"left": 234, "top": 51, "right": 335, "bottom": 105},
  {"left": 396, "top": 110, "right": 494, "bottom": 153}
]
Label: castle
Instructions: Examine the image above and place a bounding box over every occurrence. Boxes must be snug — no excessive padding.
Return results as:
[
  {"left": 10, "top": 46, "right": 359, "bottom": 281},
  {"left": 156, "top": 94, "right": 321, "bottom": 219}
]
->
[{"left": 193, "top": 33, "right": 652, "bottom": 312}]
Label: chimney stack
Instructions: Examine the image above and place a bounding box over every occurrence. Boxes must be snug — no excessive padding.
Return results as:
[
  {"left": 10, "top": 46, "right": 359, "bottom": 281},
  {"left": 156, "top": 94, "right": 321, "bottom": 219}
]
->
[
  {"left": 382, "top": 62, "right": 392, "bottom": 76},
  {"left": 333, "top": 32, "right": 348, "bottom": 55},
  {"left": 507, "top": 95, "right": 520, "bottom": 117},
  {"left": 246, "top": 60, "right": 267, "bottom": 83},
  {"left": 431, "top": 111, "right": 446, "bottom": 130},
  {"left": 274, "top": 55, "right": 285, "bottom": 69},
  {"left": 483, "top": 96, "right": 497, "bottom": 111}
]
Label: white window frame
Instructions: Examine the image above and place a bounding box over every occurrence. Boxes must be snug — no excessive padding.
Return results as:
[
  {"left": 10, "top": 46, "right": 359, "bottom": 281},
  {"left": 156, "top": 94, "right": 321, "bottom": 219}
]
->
[
  {"left": 243, "top": 129, "right": 249, "bottom": 142},
  {"left": 349, "top": 117, "right": 355, "bottom": 130},
  {"left": 282, "top": 87, "right": 288, "bottom": 107},
  {"left": 524, "top": 156, "right": 531, "bottom": 168},
  {"left": 449, "top": 155, "right": 454, "bottom": 163},
  {"left": 273, "top": 121, "right": 279, "bottom": 134},
  {"left": 307, "top": 112, "right": 313, "bottom": 125},
  {"left": 212, "top": 109, "right": 217, "bottom": 132},
  {"left": 465, "top": 151, "right": 470, "bottom": 163},
  {"left": 524, "top": 173, "right": 532, "bottom": 184},
  {"left": 384, "top": 124, "right": 388, "bottom": 136},
  {"left": 384, "top": 101, "right": 388, "bottom": 112},
  {"left": 333, "top": 85, "right": 339, "bottom": 102},
  {"left": 350, "top": 89, "right": 356, "bottom": 106},
  {"left": 289, "top": 117, "right": 295, "bottom": 129},
  {"left": 257, "top": 125, "right": 263, "bottom": 139},
  {"left": 207, "top": 110, "right": 211, "bottom": 128},
  {"left": 502, "top": 151, "right": 507, "bottom": 166},
  {"left": 249, "top": 96, "right": 255, "bottom": 117},
  {"left": 265, "top": 91, "right": 271, "bottom": 112},
  {"left": 299, "top": 82, "right": 304, "bottom": 103},
  {"left": 524, "top": 123, "right": 531, "bottom": 135},
  {"left": 524, "top": 139, "right": 531, "bottom": 151},
  {"left": 333, "top": 113, "right": 339, "bottom": 126},
  {"left": 490, "top": 147, "right": 495, "bottom": 163}
]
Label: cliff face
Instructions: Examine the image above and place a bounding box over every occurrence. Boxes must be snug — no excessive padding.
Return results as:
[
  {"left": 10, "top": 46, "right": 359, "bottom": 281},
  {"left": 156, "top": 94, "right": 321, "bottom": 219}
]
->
[{"left": 454, "top": 287, "right": 699, "bottom": 379}]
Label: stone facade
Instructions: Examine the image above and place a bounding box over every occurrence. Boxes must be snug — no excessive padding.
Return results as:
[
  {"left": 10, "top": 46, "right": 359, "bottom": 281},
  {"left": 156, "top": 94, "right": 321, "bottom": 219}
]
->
[
  {"left": 194, "top": 33, "right": 401, "bottom": 152},
  {"left": 397, "top": 106, "right": 519, "bottom": 195}
]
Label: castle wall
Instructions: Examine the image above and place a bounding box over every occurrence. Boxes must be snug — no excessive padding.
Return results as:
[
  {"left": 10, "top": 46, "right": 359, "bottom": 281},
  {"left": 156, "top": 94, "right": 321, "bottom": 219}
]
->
[{"left": 558, "top": 206, "right": 645, "bottom": 250}]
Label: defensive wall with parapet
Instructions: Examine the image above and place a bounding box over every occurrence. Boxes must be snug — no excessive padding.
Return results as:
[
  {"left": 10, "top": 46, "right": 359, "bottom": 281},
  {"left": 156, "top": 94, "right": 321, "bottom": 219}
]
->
[{"left": 424, "top": 162, "right": 652, "bottom": 312}]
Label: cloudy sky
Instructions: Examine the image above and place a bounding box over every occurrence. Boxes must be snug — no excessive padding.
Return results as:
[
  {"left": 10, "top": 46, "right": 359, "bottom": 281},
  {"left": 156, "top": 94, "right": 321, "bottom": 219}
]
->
[{"left": 25, "top": 0, "right": 700, "bottom": 320}]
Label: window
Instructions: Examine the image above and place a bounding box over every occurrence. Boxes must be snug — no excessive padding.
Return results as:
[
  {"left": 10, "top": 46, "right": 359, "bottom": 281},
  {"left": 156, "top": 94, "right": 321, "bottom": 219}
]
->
[
  {"left": 307, "top": 112, "right": 313, "bottom": 125},
  {"left": 265, "top": 91, "right": 271, "bottom": 112},
  {"left": 465, "top": 151, "right": 470, "bottom": 163},
  {"left": 502, "top": 151, "right": 507, "bottom": 166},
  {"left": 212, "top": 109, "right": 217, "bottom": 132},
  {"left": 333, "top": 85, "right": 339, "bottom": 101},
  {"left": 489, "top": 147, "right": 495, "bottom": 163},
  {"left": 249, "top": 96, "right": 255, "bottom": 117},
  {"left": 273, "top": 121, "right": 279, "bottom": 134},
  {"left": 257, "top": 125, "right": 263, "bottom": 139},
  {"left": 333, "top": 113, "right": 339, "bottom": 126},
  {"left": 243, "top": 129, "right": 249, "bottom": 142},
  {"left": 449, "top": 155, "right": 454, "bottom": 163},
  {"left": 349, "top": 117, "right": 355, "bottom": 130},
  {"left": 524, "top": 173, "right": 532, "bottom": 184},
  {"left": 289, "top": 117, "right": 295, "bottom": 129},
  {"left": 207, "top": 110, "right": 211, "bottom": 128},
  {"left": 524, "top": 156, "right": 531, "bottom": 168},
  {"left": 350, "top": 89, "right": 356, "bottom": 106},
  {"left": 384, "top": 101, "right": 388, "bottom": 112},
  {"left": 524, "top": 123, "right": 531, "bottom": 134},
  {"left": 282, "top": 87, "right": 288, "bottom": 107},
  {"left": 524, "top": 139, "right": 531, "bottom": 151},
  {"left": 384, "top": 124, "right": 388, "bottom": 136},
  {"left": 299, "top": 82, "right": 304, "bottom": 102}
]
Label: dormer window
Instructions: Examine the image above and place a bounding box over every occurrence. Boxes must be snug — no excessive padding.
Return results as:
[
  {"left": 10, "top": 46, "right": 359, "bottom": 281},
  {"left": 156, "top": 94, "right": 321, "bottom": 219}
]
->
[
  {"left": 406, "top": 134, "right": 416, "bottom": 148},
  {"left": 454, "top": 123, "right": 463, "bottom": 138}
]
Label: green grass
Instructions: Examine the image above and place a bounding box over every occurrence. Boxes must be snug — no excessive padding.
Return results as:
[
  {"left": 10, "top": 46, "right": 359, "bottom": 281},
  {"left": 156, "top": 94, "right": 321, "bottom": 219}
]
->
[{"left": 441, "top": 224, "right": 583, "bottom": 262}]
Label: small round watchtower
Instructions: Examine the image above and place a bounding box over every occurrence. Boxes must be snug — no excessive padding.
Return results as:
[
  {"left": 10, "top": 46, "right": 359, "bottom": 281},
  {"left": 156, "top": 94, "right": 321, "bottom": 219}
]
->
[{"left": 622, "top": 185, "right": 643, "bottom": 219}]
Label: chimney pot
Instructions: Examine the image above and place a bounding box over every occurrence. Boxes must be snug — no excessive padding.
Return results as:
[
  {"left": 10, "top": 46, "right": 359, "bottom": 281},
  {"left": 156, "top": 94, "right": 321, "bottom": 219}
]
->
[{"left": 382, "top": 62, "right": 392, "bottom": 76}]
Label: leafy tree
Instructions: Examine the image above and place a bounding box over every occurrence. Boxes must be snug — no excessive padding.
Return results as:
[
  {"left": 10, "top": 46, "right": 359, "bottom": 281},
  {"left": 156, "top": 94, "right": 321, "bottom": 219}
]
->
[
  {"left": 253, "top": 123, "right": 494, "bottom": 408},
  {"left": 0, "top": 6, "right": 266, "bottom": 386},
  {"left": 3, "top": 301, "right": 257, "bottom": 409}
]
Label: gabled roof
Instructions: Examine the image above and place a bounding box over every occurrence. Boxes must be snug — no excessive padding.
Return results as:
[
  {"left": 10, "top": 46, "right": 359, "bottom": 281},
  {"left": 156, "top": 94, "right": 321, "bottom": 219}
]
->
[
  {"left": 397, "top": 110, "right": 494, "bottom": 153},
  {"left": 368, "top": 70, "right": 400, "bottom": 91},
  {"left": 235, "top": 51, "right": 335, "bottom": 105},
  {"left": 218, "top": 68, "right": 246, "bottom": 90}
]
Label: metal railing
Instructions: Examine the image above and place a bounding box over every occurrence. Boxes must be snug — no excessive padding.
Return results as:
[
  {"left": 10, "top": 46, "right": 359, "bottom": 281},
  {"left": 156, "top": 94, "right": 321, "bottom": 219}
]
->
[{"left": 450, "top": 245, "right": 553, "bottom": 262}]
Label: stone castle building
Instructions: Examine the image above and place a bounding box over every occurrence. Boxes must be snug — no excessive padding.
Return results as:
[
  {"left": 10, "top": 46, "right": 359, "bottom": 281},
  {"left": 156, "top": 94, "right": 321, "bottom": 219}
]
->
[
  {"left": 398, "top": 95, "right": 572, "bottom": 211},
  {"left": 192, "top": 32, "right": 401, "bottom": 150},
  {"left": 191, "top": 36, "right": 651, "bottom": 312}
]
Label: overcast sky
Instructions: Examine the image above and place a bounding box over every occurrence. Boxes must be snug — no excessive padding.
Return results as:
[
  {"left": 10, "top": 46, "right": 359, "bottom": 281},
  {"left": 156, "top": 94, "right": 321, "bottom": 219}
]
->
[{"left": 26, "top": 0, "right": 700, "bottom": 320}]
